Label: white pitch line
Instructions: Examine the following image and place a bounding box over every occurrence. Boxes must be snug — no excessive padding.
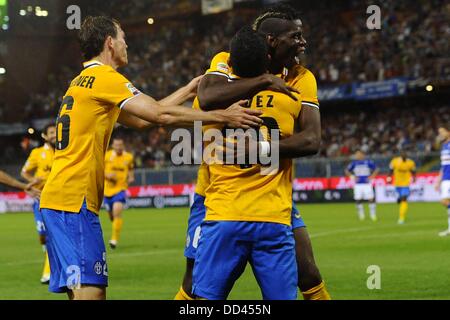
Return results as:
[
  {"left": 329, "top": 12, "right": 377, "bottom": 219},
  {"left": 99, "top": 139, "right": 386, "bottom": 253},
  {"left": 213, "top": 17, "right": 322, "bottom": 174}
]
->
[
  {"left": 309, "top": 226, "right": 378, "bottom": 239},
  {"left": 308, "top": 220, "right": 440, "bottom": 239}
]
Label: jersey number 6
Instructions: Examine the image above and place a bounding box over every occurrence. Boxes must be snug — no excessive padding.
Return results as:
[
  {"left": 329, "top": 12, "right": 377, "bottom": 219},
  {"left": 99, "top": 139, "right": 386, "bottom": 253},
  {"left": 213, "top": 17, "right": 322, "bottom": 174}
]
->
[{"left": 56, "top": 96, "right": 74, "bottom": 150}]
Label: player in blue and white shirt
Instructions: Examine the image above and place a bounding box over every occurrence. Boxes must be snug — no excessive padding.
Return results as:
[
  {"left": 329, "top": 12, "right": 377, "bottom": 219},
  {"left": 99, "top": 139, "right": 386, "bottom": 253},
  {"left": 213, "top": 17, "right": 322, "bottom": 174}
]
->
[
  {"left": 345, "top": 150, "right": 379, "bottom": 221},
  {"left": 435, "top": 127, "right": 450, "bottom": 237}
]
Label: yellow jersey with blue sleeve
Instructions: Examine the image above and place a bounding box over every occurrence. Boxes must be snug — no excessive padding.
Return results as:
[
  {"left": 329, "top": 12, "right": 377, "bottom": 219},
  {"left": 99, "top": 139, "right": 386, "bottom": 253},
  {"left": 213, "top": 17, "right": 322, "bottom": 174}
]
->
[
  {"left": 21, "top": 143, "right": 54, "bottom": 191},
  {"left": 390, "top": 157, "right": 416, "bottom": 187},
  {"left": 205, "top": 89, "right": 302, "bottom": 226},
  {"left": 104, "top": 150, "right": 134, "bottom": 197},
  {"left": 40, "top": 60, "right": 141, "bottom": 214}
]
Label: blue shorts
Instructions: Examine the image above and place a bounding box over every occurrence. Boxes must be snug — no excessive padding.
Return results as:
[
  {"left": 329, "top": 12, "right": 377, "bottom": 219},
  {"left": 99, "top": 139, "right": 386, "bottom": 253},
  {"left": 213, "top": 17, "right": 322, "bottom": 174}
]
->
[
  {"left": 103, "top": 190, "right": 127, "bottom": 213},
  {"left": 184, "top": 193, "right": 305, "bottom": 259},
  {"left": 32, "top": 199, "right": 46, "bottom": 237},
  {"left": 40, "top": 201, "right": 108, "bottom": 293},
  {"left": 192, "top": 221, "right": 297, "bottom": 300},
  {"left": 396, "top": 187, "right": 410, "bottom": 199}
]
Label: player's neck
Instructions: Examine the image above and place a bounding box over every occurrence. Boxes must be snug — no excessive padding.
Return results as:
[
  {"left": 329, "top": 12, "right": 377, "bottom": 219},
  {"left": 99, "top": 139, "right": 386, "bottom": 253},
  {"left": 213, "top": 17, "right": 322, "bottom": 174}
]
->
[
  {"left": 44, "top": 142, "right": 54, "bottom": 151},
  {"left": 268, "top": 62, "right": 284, "bottom": 76},
  {"left": 90, "top": 53, "right": 119, "bottom": 70}
]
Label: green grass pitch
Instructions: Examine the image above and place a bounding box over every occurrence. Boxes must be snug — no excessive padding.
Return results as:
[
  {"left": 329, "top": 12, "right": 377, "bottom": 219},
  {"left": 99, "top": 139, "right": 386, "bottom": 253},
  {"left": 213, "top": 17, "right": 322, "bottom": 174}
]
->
[{"left": 0, "top": 202, "right": 449, "bottom": 300}]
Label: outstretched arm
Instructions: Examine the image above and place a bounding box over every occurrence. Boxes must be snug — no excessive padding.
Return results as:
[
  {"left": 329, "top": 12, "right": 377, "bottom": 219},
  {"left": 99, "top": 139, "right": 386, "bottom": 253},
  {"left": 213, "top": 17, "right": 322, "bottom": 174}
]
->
[
  {"left": 0, "top": 170, "right": 40, "bottom": 198},
  {"left": 0, "top": 170, "right": 28, "bottom": 190},
  {"left": 198, "top": 73, "right": 299, "bottom": 111},
  {"left": 120, "top": 93, "right": 262, "bottom": 129},
  {"left": 159, "top": 75, "right": 204, "bottom": 107}
]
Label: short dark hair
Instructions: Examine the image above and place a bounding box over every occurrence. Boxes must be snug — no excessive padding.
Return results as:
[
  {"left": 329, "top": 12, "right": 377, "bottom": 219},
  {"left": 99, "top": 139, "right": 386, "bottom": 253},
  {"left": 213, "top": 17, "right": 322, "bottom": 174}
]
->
[
  {"left": 43, "top": 123, "right": 55, "bottom": 135},
  {"left": 78, "top": 16, "right": 120, "bottom": 61},
  {"left": 229, "top": 26, "right": 269, "bottom": 78},
  {"left": 252, "top": 2, "right": 301, "bottom": 31},
  {"left": 112, "top": 136, "right": 124, "bottom": 142}
]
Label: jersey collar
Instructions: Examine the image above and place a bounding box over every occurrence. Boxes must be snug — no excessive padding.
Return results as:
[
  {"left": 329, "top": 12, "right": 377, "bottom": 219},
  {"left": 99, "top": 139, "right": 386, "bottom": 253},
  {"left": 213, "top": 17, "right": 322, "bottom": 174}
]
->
[
  {"left": 43, "top": 142, "right": 54, "bottom": 152},
  {"left": 83, "top": 60, "right": 104, "bottom": 69}
]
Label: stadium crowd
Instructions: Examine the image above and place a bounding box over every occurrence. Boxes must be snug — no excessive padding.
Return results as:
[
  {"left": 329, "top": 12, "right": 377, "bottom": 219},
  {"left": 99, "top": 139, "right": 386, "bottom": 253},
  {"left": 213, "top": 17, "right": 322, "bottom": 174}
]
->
[
  {"left": 12, "top": 0, "right": 450, "bottom": 123},
  {"left": 1, "top": 0, "right": 449, "bottom": 167}
]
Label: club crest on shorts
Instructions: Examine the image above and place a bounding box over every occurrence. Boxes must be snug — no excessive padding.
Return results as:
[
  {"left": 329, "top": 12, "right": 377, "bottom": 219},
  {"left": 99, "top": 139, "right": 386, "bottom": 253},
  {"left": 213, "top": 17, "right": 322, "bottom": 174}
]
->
[{"left": 94, "top": 261, "right": 103, "bottom": 275}]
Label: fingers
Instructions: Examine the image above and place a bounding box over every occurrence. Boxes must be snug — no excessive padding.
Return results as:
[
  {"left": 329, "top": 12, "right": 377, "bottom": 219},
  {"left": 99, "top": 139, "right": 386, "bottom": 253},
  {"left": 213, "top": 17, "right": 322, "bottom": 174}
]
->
[
  {"left": 286, "top": 85, "right": 300, "bottom": 94},
  {"left": 232, "top": 99, "right": 250, "bottom": 108},
  {"left": 192, "top": 74, "right": 204, "bottom": 84},
  {"left": 242, "top": 108, "right": 263, "bottom": 117},
  {"left": 242, "top": 115, "right": 263, "bottom": 127},
  {"left": 283, "top": 87, "right": 298, "bottom": 101}
]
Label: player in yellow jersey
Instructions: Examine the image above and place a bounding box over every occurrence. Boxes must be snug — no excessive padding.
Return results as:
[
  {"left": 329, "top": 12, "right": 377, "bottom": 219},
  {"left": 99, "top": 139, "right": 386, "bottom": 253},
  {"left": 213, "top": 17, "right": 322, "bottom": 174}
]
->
[
  {"left": 104, "top": 137, "right": 134, "bottom": 249},
  {"left": 21, "top": 123, "right": 56, "bottom": 284},
  {"left": 0, "top": 171, "right": 40, "bottom": 197},
  {"left": 189, "top": 26, "right": 302, "bottom": 300},
  {"left": 388, "top": 151, "right": 416, "bottom": 224},
  {"left": 176, "top": 4, "right": 330, "bottom": 301},
  {"left": 39, "top": 16, "right": 262, "bottom": 300}
]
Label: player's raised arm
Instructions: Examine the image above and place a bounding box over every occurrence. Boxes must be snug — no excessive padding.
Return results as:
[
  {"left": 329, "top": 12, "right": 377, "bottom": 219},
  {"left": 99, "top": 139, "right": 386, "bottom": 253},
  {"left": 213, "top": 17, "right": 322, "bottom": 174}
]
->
[
  {"left": 120, "top": 93, "right": 262, "bottom": 129},
  {"left": 158, "top": 75, "right": 204, "bottom": 107},
  {"left": 197, "top": 52, "right": 298, "bottom": 111},
  {"left": 118, "top": 75, "right": 206, "bottom": 130}
]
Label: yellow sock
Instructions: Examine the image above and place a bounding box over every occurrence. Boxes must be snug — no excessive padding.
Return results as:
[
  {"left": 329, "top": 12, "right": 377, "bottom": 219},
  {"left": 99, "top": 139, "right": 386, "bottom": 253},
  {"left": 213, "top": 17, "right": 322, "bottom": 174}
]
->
[
  {"left": 111, "top": 217, "right": 123, "bottom": 242},
  {"left": 399, "top": 201, "right": 408, "bottom": 221},
  {"left": 302, "top": 281, "right": 331, "bottom": 300},
  {"left": 42, "top": 252, "right": 50, "bottom": 277},
  {"left": 174, "top": 287, "right": 194, "bottom": 300}
]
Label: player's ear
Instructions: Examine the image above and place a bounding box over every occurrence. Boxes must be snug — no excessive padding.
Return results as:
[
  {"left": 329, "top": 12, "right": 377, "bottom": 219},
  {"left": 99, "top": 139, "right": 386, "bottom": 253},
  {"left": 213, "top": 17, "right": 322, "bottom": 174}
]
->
[
  {"left": 105, "top": 35, "right": 114, "bottom": 50},
  {"left": 41, "top": 133, "right": 47, "bottom": 140}
]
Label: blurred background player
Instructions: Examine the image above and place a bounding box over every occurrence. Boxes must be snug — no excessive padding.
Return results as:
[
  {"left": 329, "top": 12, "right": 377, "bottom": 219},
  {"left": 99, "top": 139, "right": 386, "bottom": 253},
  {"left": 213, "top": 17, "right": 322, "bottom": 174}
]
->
[
  {"left": 435, "top": 127, "right": 450, "bottom": 237},
  {"left": 345, "top": 150, "right": 379, "bottom": 221},
  {"left": 388, "top": 151, "right": 416, "bottom": 224},
  {"left": 104, "top": 137, "right": 134, "bottom": 249},
  {"left": 21, "top": 123, "right": 56, "bottom": 284}
]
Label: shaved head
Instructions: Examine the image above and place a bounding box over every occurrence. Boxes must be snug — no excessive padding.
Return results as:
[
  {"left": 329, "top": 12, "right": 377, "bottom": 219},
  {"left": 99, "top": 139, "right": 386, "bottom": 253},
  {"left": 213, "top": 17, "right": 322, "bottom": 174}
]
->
[{"left": 258, "top": 18, "right": 297, "bottom": 37}]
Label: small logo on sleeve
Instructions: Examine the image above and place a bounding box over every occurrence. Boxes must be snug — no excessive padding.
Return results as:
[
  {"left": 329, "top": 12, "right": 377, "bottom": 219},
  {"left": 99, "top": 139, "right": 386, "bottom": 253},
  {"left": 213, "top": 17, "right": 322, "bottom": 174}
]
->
[
  {"left": 217, "top": 62, "right": 230, "bottom": 73},
  {"left": 126, "top": 83, "right": 141, "bottom": 96}
]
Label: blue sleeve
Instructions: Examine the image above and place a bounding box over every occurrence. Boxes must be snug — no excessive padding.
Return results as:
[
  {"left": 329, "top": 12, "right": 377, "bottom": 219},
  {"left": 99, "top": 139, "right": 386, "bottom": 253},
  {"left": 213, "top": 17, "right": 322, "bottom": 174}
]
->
[
  {"left": 347, "top": 162, "right": 354, "bottom": 173},
  {"left": 369, "top": 161, "right": 376, "bottom": 171}
]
